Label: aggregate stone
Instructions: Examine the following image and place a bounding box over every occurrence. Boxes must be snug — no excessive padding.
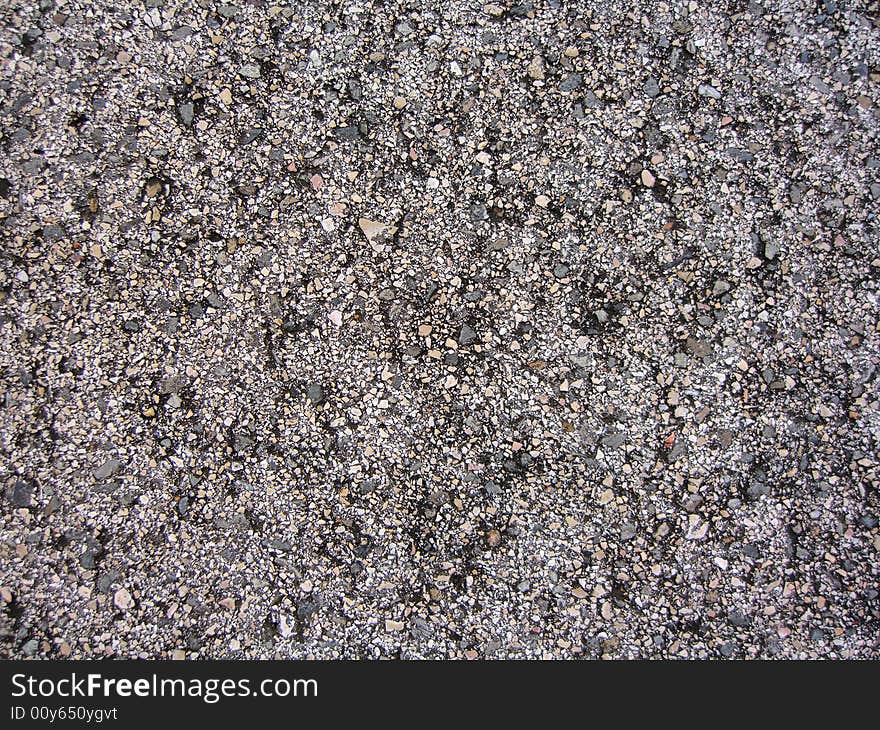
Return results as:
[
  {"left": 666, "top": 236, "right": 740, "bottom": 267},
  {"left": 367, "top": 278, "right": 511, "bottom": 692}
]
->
[{"left": 1, "top": 0, "right": 877, "bottom": 662}]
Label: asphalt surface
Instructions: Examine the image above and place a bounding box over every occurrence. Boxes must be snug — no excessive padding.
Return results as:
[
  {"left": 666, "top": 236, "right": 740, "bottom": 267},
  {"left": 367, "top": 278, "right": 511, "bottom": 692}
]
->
[{"left": 1, "top": 0, "right": 879, "bottom": 659}]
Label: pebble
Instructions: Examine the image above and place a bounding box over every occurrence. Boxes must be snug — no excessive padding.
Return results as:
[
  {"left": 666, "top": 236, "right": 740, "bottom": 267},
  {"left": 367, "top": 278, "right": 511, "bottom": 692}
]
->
[
  {"left": 358, "top": 218, "right": 390, "bottom": 241},
  {"left": 527, "top": 56, "right": 545, "bottom": 80},
  {"left": 11, "top": 481, "right": 33, "bottom": 507},
  {"left": 113, "top": 588, "right": 133, "bottom": 610},
  {"left": 179, "top": 102, "right": 194, "bottom": 126},
  {"left": 698, "top": 84, "right": 722, "bottom": 99},
  {"left": 458, "top": 324, "right": 477, "bottom": 346},
  {"left": 93, "top": 459, "right": 122, "bottom": 481},
  {"left": 306, "top": 384, "right": 325, "bottom": 405}
]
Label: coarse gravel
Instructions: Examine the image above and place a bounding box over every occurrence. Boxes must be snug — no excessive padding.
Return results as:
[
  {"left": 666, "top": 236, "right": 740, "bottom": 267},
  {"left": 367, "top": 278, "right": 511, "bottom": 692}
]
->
[{"left": 1, "top": 0, "right": 879, "bottom": 659}]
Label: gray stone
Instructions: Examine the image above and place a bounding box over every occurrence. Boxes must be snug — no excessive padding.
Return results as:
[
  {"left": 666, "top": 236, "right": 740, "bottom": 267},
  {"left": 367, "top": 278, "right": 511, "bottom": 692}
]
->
[
  {"left": 666, "top": 441, "right": 687, "bottom": 463},
  {"left": 171, "top": 26, "right": 193, "bottom": 41},
  {"left": 683, "top": 494, "right": 703, "bottom": 513},
  {"left": 239, "top": 128, "right": 264, "bottom": 145},
  {"left": 157, "top": 374, "right": 187, "bottom": 394},
  {"left": 746, "top": 480, "right": 770, "bottom": 499},
  {"left": 11, "top": 480, "right": 32, "bottom": 507},
  {"left": 43, "top": 224, "right": 65, "bottom": 241},
  {"left": 307, "top": 384, "right": 325, "bottom": 405},
  {"left": 470, "top": 203, "right": 488, "bottom": 221},
  {"left": 713, "top": 280, "right": 731, "bottom": 296},
  {"left": 93, "top": 459, "right": 122, "bottom": 481},
  {"left": 685, "top": 336, "right": 713, "bottom": 358},
  {"left": 335, "top": 126, "right": 361, "bottom": 141},
  {"left": 698, "top": 84, "right": 721, "bottom": 99},
  {"left": 179, "top": 101, "right": 194, "bottom": 126},
  {"left": 458, "top": 324, "right": 477, "bottom": 346},
  {"left": 559, "top": 73, "right": 583, "bottom": 91},
  {"left": 239, "top": 63, "right": 261, "bottom": 79}
]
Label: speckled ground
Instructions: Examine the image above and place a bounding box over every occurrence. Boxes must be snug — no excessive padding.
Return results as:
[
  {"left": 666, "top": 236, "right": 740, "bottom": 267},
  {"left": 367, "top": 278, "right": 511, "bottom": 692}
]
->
[{"left": 1, "top": 0, "right": 878, "bottom": 659}]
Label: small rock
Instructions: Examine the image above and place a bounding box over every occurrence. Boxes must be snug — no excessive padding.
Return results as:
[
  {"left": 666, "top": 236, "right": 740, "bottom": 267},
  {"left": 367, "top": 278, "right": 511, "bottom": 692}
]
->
[
  {"left": 713, "top": 280, "right": 731, "bottom": 296},
  {"left": 458, "top": 324, "right": 477, "bottom": 346},
  {"left": 683, "top": 494, "right": 704, "bottom": 513},
  {"left": 179, "top": 101, "right": 194, "bottom": 126},
  {"left": 470, "top": 203, "right": 489, "bottom": 221},
  {"left": 686, "top": 514, "right": 708, "bottom": 540},
  {"left": 527, "top": 55, "right": 545, "bottom": 80},
  {"left": 335, "top": 126, "right": 361, "bottom": 141},
  {"left": 239, "top": 63, "right": 261, "bottom": 79},
  {"left": 306, "top": 384, "right": 325, "bottom": 405},
  {"left": 239, "top": 128, "right": 263, "bottom": 145},
  {"left": 559, "top": 73, "right": 583, "bottom": 91},
  {"left": 93, "top": 459, "right": 122, "bottom": 480},
  {"left": 553, "top": 264, "right": 569, "bottom": 278},
  {"left": 685, "top": 336, "right": 712, "bottom": 358},
  {"left": 597, "top": 488, "right": 614, "bottom": 505},
  {"left": 43, "top": 224, "right": 65, "bottom": 241},
  {"left": 113, "top": 587, "right": 133, "bottom": 610},
  {"left": 358, "top": 218, "right": 393, "bottom": 241},
  {"left": 11, "top": 480, "right": 33, "bottom": 507}
]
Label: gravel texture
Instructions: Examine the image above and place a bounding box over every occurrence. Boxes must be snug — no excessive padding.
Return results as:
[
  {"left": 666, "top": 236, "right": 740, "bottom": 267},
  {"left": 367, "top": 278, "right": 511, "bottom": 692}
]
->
[{"left": 1, "top": 0, "right": 879, "bottom": 660}]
